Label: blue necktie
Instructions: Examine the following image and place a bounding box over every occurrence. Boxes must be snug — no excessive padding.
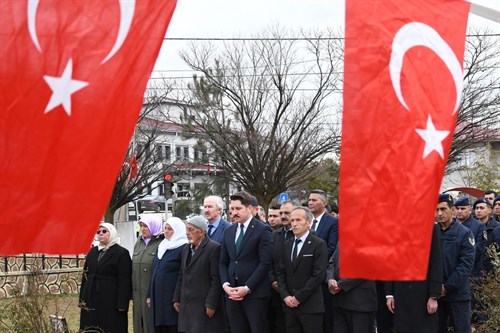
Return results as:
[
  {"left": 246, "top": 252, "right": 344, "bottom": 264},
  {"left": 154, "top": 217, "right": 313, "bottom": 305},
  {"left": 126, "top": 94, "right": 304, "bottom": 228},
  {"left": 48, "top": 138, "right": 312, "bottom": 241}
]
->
[{"left": 207, "top": 224, "right": 214, "bottom": 237}]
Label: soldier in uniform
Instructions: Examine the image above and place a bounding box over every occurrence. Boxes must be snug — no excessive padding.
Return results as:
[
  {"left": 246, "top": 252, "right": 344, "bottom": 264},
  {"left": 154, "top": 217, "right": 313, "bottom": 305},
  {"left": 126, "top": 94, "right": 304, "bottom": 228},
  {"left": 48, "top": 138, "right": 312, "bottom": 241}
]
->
[
  {"left": 453, "top": 197, "right": 486, "bottom": 276},
  {"left": 493, "top": 195, "right": 500, "bottom": 222},
  {"left": 436, "top": 194, "right": 475, "bottom": 333},
  {"left": 473, "top": 197, "right": 500, "bottom": 272}
]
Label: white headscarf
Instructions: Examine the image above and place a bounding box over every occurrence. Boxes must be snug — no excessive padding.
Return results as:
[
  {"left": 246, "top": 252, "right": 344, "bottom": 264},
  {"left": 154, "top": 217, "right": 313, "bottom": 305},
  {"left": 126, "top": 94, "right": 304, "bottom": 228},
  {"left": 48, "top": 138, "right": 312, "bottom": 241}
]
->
[
  {"left": 97, "top": 222, "right": 119, "bottom": 251},
  {"left": 157, "top": 217, "right": 188, "bottom": 259}
]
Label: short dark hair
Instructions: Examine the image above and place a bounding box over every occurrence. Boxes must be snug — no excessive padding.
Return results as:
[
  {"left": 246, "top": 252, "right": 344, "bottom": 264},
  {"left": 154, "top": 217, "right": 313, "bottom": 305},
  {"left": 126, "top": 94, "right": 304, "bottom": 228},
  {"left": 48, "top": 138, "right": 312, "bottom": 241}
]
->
[
  {"left": 270, "top": 204, "right": 281, "bottom": 210},
  {"left": 230, "top": 191, "right": 253, "bottom": 206},
  {"left": 485, "top": 190, "right": 497, "bottom": 196}
]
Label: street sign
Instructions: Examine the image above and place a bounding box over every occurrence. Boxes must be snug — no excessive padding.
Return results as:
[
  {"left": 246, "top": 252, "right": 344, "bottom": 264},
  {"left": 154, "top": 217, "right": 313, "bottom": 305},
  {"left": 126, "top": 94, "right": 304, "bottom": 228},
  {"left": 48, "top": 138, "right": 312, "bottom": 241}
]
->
[{"left": 279, "top": 193, "right": 289, "bottom": 204}]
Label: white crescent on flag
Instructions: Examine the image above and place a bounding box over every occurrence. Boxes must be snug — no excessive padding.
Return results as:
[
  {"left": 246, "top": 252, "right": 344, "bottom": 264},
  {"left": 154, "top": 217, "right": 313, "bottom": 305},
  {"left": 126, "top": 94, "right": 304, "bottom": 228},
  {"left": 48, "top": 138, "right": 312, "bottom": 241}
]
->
[
  {"left": 389, "top": 22, "right": 463, "bottom": 114},
  {"left": 27, "top": 0, "right": 135, "bottom": 64}
]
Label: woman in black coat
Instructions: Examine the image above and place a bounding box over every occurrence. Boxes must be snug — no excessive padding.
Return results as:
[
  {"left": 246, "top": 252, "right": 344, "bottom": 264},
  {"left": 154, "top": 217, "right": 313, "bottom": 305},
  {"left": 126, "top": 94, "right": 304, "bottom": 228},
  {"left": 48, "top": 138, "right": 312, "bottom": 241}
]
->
[
  {"left": 79, "top": 222, "right": 132, "bottom": 333},
  {"left": 147, "top": 217, "right": 188, "bottom": 333}
]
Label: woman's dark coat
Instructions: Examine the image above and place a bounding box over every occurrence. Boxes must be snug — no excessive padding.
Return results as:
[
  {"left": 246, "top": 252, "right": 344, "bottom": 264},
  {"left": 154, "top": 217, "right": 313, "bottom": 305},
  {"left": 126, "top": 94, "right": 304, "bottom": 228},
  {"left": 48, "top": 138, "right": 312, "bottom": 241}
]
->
[
  {"left": 148, "top": 244, "right": 186, "bottom": 327},
  {"left": 80, "top": 244, "right": 132, "bottom": 333}
]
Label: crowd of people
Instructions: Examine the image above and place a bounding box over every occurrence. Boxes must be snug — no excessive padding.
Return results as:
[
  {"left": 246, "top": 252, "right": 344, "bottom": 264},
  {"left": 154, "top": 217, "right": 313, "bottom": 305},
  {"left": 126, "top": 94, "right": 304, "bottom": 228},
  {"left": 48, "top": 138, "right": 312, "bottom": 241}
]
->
[{"left": 78, "top": 189, "right": 500, "bottom": 333}]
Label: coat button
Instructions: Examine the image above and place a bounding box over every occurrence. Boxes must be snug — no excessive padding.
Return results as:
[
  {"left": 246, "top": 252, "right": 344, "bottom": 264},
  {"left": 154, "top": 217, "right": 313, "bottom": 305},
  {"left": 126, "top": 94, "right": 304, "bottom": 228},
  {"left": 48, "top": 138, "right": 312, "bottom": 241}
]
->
[
  {"left": 235, "top": 261, "right": 238, "bottom": 264},
  {"left": 144, "top": 268, "right": 147, "bottom": 272}
]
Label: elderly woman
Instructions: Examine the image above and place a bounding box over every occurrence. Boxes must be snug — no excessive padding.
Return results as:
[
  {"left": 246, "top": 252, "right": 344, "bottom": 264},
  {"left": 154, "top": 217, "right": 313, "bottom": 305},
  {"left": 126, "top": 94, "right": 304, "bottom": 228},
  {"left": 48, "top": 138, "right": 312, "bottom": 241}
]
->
[
  {"left": 80, "top": 223, "right": 132, "bottom": 333},
  {"left": 147, "top": 217, "right": 188, "bottom": 333},
  {"left": 133, "top": 214, "right": 164, "bottom": 333}
]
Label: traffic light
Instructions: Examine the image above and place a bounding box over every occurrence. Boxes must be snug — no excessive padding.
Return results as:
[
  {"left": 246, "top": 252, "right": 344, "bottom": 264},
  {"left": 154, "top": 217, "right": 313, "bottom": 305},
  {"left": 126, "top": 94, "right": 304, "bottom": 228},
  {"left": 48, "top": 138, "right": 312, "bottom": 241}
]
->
[{"left": 164, "top": 174, "right": 174, "bottom": 198}]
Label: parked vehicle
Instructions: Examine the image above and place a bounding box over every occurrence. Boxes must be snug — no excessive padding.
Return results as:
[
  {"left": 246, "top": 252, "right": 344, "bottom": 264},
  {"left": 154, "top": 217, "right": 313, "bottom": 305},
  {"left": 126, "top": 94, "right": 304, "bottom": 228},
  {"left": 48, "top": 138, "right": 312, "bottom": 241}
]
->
[{"left": 137, "top": 195, "right": 166, "bottom": 213}]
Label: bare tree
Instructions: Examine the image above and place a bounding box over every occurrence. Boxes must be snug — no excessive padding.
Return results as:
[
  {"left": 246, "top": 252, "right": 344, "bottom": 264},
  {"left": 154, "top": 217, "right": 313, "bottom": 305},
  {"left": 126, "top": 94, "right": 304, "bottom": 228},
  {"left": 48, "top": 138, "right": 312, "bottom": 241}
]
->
[
  {"left": 177, "top": 28, "right": 343, "bottom": 210},
  {"left": 104, "top": 82, "right": 174, "bottom": 223},
  {"left": 448, "top": 29, "right": 500, "bottom": 171}
]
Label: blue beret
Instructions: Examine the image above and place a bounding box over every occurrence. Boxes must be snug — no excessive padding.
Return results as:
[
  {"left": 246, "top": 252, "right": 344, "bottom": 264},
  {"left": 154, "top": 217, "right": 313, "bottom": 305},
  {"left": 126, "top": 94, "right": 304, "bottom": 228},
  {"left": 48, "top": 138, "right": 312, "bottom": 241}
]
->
[
  {"left": 494, "top": 195, "right": 500, "bottom": 206},
  {"left": 454, "top": 196, "right": 470, "bottom": 207},
  {"left": 438, "top": 194, "right": 454, "bottom": 205},
  {"left": 473, "top": 197, "right": 491, "bottom": 209}
]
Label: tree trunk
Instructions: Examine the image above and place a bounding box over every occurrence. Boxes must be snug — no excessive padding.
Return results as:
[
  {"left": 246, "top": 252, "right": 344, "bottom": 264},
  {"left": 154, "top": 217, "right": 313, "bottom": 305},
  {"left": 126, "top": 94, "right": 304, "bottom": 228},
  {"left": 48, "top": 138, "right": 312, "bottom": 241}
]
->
[{"left": 104, "top": 207, "right": 115, "bottom": 224}]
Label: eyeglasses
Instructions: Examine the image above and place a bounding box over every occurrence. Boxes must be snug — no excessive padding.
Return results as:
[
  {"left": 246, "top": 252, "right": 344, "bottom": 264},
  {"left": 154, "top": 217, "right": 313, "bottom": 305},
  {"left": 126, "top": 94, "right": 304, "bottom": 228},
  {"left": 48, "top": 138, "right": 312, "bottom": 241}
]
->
[{"left": 96, "top": 230, "right": 108, "bottom": 235}]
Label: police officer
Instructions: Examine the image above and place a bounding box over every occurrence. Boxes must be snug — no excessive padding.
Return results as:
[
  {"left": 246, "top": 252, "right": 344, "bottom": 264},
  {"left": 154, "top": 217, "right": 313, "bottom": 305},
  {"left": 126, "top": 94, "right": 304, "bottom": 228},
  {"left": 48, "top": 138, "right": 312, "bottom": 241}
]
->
[
  {"left": 473, "top": 197, "right": 500, "bottom": 272},
  {"left": 453, "top": 197, "right": 486, "bottom": 276},
  {"left": 493, "top": 195, "right": 500, "bottom": 222},
  {"left": 436, "top": 194, "right": 475, "bottom": 333}
]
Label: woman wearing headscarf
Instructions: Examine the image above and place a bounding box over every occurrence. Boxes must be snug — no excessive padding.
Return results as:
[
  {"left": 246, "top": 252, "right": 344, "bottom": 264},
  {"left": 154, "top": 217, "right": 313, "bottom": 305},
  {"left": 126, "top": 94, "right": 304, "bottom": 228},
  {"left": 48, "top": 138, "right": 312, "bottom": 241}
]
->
[
  {"left": 79, "top": 222, "right": 132, "bottom": 333},
  {"left": 133, "top": 214, "right": 164, "bottom": 333},
  {"left": 147, "top": 217, "right": 188, "bottom": 333}
]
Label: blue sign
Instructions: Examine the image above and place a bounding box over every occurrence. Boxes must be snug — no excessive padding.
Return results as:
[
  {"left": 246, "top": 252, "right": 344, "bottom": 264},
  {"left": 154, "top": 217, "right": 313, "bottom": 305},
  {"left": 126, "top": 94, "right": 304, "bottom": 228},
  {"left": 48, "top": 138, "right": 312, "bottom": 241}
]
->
[{"left": 279, "top": 193, "right": 289, "bottom": 204}]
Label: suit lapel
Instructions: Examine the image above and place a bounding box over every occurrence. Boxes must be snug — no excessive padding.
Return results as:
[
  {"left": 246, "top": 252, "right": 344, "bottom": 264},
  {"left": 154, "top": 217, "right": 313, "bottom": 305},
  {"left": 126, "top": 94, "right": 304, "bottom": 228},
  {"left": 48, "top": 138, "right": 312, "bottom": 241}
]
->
[{"left": 97, "top": 245, "right": 115, "bottom": 267}]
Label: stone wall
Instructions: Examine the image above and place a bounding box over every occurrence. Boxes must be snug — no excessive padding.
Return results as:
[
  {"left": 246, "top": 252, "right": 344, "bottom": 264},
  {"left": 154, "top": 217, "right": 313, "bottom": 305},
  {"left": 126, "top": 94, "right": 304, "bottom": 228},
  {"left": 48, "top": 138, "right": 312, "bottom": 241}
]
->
[{"left": 0, "top": 255, "right": 85, "bottom": 298}]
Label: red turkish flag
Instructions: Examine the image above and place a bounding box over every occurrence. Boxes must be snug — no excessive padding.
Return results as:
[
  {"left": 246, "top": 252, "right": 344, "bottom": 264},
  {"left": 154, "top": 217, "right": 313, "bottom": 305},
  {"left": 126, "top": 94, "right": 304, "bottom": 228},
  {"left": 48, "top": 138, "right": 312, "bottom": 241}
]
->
[
  {"left": 339, "top": 0, "right": 470, "bottom": 280},
  {"left": 0, "top": 0, "right": 177, "bottom": 255}
]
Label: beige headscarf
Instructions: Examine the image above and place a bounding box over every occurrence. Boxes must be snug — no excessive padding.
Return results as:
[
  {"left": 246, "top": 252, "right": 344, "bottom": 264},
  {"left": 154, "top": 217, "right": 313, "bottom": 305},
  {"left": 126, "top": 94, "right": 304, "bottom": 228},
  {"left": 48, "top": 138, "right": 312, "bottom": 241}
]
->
[
  {"left": 97, "top": 222, "right": 119, "bottom": 251},
  {"left": 157, "top": 217, "right": 188, "bottom": 259}
]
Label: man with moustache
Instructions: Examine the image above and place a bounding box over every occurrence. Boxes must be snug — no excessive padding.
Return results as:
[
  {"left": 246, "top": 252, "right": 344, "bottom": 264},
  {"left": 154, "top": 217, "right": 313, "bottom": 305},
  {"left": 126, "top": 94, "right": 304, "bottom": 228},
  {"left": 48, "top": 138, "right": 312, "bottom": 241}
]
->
[
  {"left": 219, "top": 191, "right": 273, "bottom": 333},
  {"left": 493, "top": 195, "right": 500, "bottom": 222},
  {"left": 276, "top": 207, "right": 328, "bottom": 333},
  {"left": 269, "top": 200, "right": 296, "bottom": 333},
  {"left": 173, "top": 216, "right": 225, "bottom": 333},
  {"left": 204, "top": 195, "right": 232, "bottom": 244}
]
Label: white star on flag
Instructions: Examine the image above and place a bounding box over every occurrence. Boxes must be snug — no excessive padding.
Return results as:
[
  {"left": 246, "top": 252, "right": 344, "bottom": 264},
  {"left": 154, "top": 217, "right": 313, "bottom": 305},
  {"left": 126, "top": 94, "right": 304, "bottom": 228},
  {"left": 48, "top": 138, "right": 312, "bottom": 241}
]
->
[
  {"left": 44, "top": 59, "right": 89, "bottom": 116},
  {"left": 415, "top": 115, "right": 450, "bottom": 159}
]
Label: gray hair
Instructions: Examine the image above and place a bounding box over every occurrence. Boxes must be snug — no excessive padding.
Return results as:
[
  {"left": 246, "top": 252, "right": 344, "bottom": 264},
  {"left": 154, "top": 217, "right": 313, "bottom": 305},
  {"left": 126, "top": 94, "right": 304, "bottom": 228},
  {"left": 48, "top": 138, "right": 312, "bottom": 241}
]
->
[
  {"left": 292, "top": 206, "right": 313, "bottom": 221},
  {"left": 204, "top": 195, "right": 225, "bottom": 210}
]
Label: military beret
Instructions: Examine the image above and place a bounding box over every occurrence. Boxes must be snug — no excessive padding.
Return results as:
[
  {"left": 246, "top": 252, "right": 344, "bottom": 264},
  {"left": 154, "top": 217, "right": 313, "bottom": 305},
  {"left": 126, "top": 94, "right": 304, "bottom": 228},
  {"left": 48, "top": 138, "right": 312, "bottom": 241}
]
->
[
  {"left": 454, "top": 196, "right": 470, "bottom": 207},
  {"left": 187, "top": 215, "right": 208, "bottom": 231},
  {"left": 438, "top": 194, "right": 453, "bottom": 205},
  {"left": 494, "top": 195, "right": 500, "bottom": 206},
  {"left": 473, "top": 197, "right": 491, "bottom": 209}
]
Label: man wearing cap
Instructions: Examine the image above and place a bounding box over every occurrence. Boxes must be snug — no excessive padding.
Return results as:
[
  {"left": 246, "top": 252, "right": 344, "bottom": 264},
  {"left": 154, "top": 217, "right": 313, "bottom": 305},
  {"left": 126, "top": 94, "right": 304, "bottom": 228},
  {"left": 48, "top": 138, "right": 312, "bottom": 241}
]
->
[
  {"left": 219, "top": 191, "right": 273, "bottom": 333},
  {"left": 474, "top": 197, "right": 500, "bottom": 272},
  {"left": 436, "top": 194, "right": 475, "bottom": 333},
  {"left": 454, "top": 197, "right": 486, "bottom": 276},
  {"left": 203, "top": 195, "right": 232, "bottom": 245},
  {"left": 173, "top": 216, "right": 226, "bottom": 333}
]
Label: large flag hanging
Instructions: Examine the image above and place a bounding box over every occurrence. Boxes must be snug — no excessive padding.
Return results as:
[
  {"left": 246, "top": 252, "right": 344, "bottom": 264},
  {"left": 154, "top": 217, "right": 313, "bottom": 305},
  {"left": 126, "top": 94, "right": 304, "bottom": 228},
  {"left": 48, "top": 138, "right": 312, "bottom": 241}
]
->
[
  {"left": 339, "top": 0, "right": 470, "bottom": 280},
  {"left": 0, "top": 0, "right": 177, "bottom": 255}
]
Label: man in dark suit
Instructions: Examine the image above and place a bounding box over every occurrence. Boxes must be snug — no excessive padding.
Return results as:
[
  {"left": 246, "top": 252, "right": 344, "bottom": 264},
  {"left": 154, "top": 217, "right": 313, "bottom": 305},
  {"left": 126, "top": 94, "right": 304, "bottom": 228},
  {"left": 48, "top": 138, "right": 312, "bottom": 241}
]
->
[
  {"left": 269, "top": 200, "right": 296, "bottom": 333},
  {"left": 276, "top": 206, "right": 328, "bottom": 333},
  {"left": 326, "top": 247, "right": 377, "bottom": 333},
  {"left": 204, "top": 195, "right": 232, "bottom": 244},
  {"left": 385, "top": 223, "right": 443, "bottom": 333},
  {"left": 308, "top": 189, "right": 339, "bottom": 332},
  {"left": 219, "top": 191, "right": 274, "bottom": 333}
]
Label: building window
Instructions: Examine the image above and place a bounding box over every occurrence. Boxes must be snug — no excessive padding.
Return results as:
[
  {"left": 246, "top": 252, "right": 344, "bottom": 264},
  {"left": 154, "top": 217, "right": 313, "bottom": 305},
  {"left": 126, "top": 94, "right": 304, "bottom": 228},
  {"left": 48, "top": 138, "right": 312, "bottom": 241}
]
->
[
  {"left": 176, "top": 147, "right": 182, "bottom": 159},
  {"left": 156, "top": 146, "right": 163, "bottom": 159},
  {"left": 183, "top": 147, "right": 189, "bottom": 159},
  {"left": 165, "top": 145, "right": 171, "bottom": 162}
]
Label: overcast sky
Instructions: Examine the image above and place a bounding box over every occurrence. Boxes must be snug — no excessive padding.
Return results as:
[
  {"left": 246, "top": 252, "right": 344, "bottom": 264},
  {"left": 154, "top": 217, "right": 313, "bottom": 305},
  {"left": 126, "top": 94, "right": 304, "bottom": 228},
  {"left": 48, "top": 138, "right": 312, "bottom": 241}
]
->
[{"left": 151, "top": 0, "right": 500, "bottom": 75}]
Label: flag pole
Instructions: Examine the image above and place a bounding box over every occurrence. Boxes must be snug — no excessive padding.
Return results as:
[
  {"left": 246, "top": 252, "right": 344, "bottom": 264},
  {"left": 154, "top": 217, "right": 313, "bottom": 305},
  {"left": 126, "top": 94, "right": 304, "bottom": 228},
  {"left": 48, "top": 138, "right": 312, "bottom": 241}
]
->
[{"left": 469, "top": 2, "right": 500, "bottom": 23}]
